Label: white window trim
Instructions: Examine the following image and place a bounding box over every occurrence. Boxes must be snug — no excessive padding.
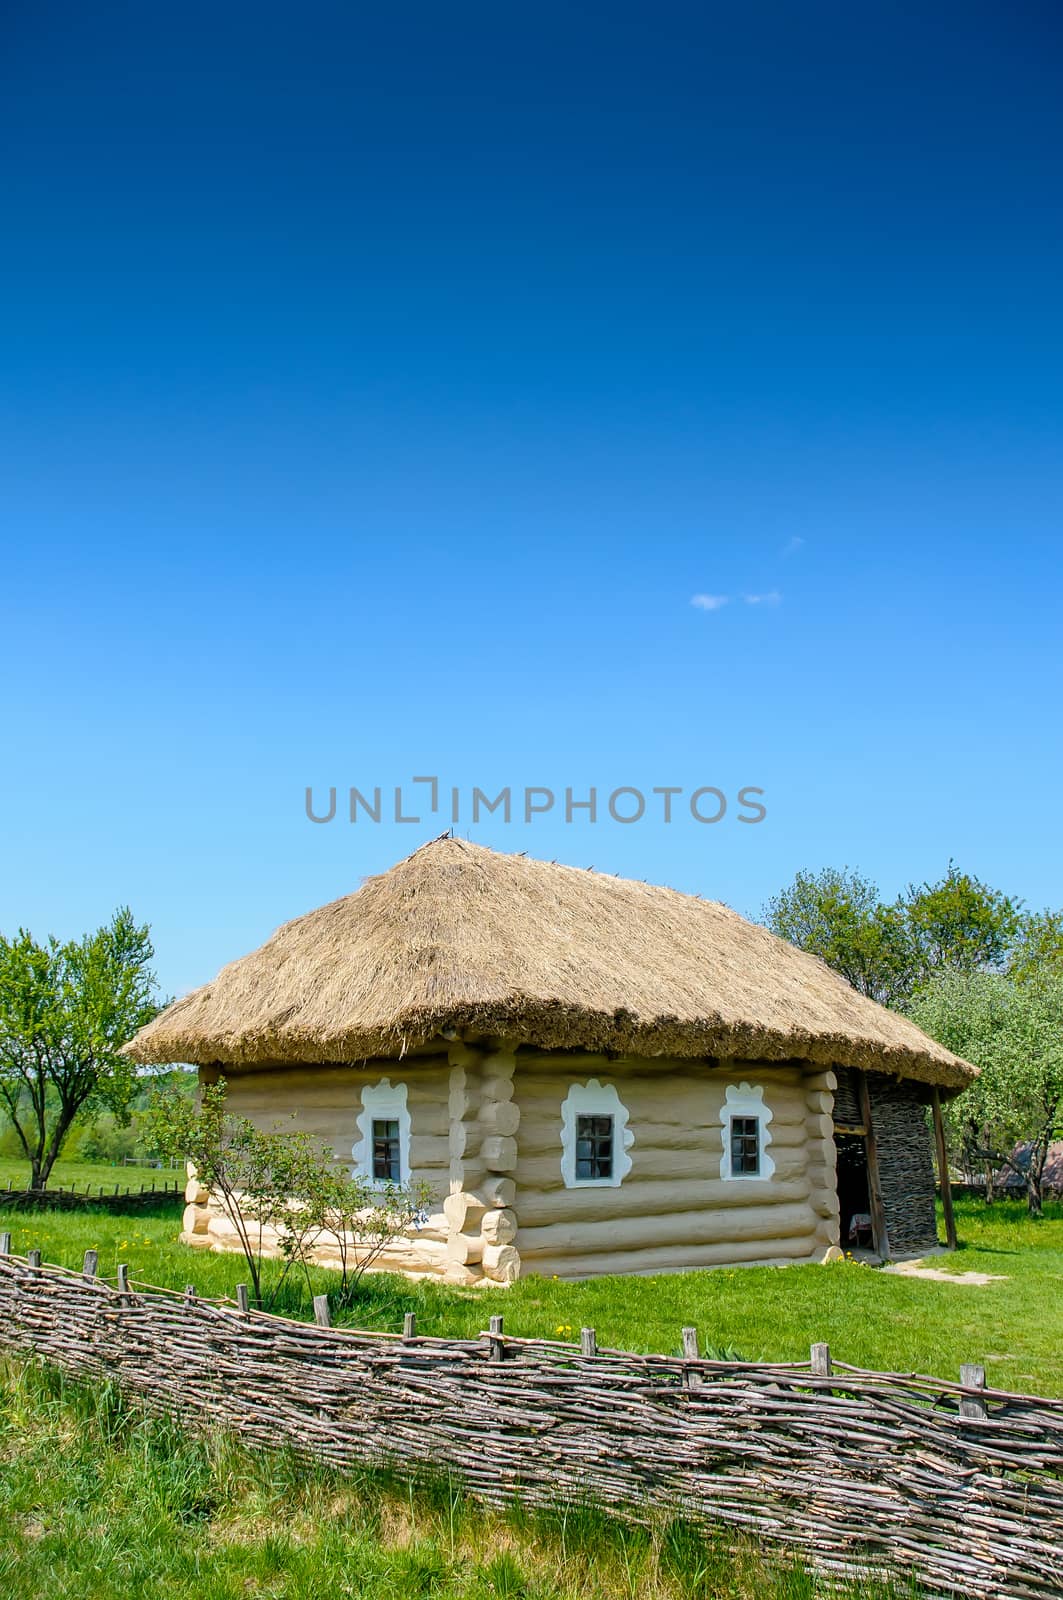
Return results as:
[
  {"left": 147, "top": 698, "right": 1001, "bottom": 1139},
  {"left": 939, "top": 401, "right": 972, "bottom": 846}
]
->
[
  {"left": 719, "top": 1081, "right": 775, "bottom": 1181},
  {"left": 353, "top": 1078, "right": 411, "bottom": 1188},
  {"left": 560, "top": 1078, "right": 634, "bottom": 1189}
]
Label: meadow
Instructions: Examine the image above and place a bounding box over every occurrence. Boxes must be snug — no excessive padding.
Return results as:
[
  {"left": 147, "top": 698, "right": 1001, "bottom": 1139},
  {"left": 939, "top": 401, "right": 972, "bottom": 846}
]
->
[{"left": 0, "top": 1186, "right": 1059, "bottom": 1396}]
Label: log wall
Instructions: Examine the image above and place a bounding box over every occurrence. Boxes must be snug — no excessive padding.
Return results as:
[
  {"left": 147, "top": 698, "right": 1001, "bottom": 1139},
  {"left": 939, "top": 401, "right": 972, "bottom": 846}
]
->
[
  {"left": 187, "top": 1058, "right": 454, "bottom": 1279},
  {"left": 1, "top": 1247, "right": 1061, "bottom": 1600},
  {"left": 511, "top": 1055, "right": 836, "bottom": 1278}
]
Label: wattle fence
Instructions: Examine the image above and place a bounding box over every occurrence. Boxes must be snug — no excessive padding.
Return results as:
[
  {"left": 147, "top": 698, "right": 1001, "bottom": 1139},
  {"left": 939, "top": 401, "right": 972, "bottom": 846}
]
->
[{"left": 0, "top": 1243, "right": 1061, "bottom": 1600}]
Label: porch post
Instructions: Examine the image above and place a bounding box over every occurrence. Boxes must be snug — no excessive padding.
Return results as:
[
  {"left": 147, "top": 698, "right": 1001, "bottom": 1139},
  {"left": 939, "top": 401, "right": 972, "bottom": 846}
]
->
[
  {"left": 855, "top": 1070, "right": 891, "bottom": 1260},
  {"left": 931, "top": 1086, "right": 958, "bottom": 1251}
]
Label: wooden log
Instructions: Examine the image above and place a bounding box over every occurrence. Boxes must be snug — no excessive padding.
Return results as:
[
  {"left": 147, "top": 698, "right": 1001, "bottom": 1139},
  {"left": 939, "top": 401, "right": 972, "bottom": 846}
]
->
[
  {"left": 514, "top": 1200, "right": 818, "bottom": 1258},
  {"left": 932, "top": 1088, "right": 958, "bottom": 1251}
]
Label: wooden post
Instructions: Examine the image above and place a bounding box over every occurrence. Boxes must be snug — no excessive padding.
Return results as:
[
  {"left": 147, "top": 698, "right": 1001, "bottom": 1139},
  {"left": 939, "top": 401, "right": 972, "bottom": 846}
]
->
[
  {"left": 811, "top": 1342, "right": 832, "bottom": 1377},
  {"left": 235, "top": 1283, "right": 250, "bottom": 1315},
  {"left": 403, "top": 1312, "right": 417, "bottom": 1340},
  {"left": 313, "top": 1294, "right": 332, "bottom": 1328},
  {"left": 855, "top": 1071, "right": 891, "bottom": 1259},
  {"left": 83, "top": 1249, "right": 98, "bottom": 1279},
  {"left": 931, "top": 1087, "right": 958, "bottom": 1251},
  {"left": 487, "top": 1313, "right": 505, "bottom": 1361},
  {"left": 27, "top": 1249, "right": 41, "bottom": 1269},
  {"left": 959, "top": 1363, "right": 988, "bottom": 1419},
  {"left": 682, "top": 1326, "right": 702, "bottom": 1391},
  {"left": 580, "top": 1327, "right": 597, "bottom": 1357},
  {"left": 0, "top": 1232, "right": 10, "bottom": 1255},
  {"left": 184, "top": 1284, "right": 197, "bottom": 1304}
]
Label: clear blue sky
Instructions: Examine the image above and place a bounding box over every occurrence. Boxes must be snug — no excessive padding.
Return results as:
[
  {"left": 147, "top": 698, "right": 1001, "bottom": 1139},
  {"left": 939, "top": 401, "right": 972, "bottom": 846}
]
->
[{"left": 2, "top": 3, "right": 1061, "bottom": 1000}]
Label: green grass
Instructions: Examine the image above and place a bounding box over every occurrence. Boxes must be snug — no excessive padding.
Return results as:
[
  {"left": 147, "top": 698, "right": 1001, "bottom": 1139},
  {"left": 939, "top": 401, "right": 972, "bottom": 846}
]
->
[
  {"left": 2, "top": 1195, "right": 1060, "bottom": 1396},
  {"left": 0, "top": 1156, "right": 181, "bottom": 1191},
  {"left": 0, "top": 1358, "right": 914, "bottom": 1600}
]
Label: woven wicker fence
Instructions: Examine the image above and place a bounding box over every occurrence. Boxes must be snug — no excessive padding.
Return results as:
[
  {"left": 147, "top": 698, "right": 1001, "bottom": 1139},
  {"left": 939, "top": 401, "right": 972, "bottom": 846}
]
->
[{"left": 0, "top": 1244, "right": 1061, "bottom": 1600}]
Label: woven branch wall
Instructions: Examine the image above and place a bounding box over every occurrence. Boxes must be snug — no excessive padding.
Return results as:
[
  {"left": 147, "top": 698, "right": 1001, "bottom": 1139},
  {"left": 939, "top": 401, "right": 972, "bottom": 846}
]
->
[{"left": 1, "top": 1252, "right": 1061, "bottom": 1600}]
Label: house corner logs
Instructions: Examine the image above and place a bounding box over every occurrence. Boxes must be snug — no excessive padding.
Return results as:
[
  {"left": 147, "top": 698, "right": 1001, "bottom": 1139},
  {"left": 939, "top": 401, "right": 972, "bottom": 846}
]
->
[
  {"left": 803, "top": 1068, "right": 840, "bottom": 1254},
  {"left": 444, "top": 1041, "right": 520, "bottom": 1286}
]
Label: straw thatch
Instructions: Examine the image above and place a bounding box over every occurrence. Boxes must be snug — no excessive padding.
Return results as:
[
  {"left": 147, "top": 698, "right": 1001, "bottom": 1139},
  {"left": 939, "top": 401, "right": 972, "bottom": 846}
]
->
[{"left": 125, "top": 838, "right": 975, "bottom": 1089}]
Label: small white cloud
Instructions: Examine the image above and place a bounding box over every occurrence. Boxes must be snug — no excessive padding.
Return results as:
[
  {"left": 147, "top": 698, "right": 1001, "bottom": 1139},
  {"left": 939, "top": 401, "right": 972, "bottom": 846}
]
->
[
  {"left": 691, "top": 593, "right": 730, "bottom": 612},
  {"left": 743, "top": 591, "right": 782, "bottom": 606},
  {"left": 782, "top": 536, "right": 804, "bottom": 555}
]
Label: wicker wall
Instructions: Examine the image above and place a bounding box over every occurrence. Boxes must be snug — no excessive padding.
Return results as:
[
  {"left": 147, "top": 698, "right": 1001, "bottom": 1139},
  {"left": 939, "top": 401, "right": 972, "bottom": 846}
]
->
[{"left": 833, "top": 1068, "right": 939, "bottom": 1259}]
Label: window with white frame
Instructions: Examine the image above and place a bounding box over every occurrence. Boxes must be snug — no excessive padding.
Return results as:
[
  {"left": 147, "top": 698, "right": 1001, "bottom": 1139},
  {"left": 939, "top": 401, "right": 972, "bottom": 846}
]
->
[
  {"left": 353, "top": 1079, "right": 411, "bottom": 1186},
  {"left": 560, "top": 1079, "right": 634, "bottom": 1188},
  {"left": 719, "top": 1082, "right": 775, "bottom": 1181}
]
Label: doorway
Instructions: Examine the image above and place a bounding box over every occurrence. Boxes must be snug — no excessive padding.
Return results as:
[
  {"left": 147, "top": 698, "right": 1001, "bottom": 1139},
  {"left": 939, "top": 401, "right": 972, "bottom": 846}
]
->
[{"left": 834, "top": 1131, "right": 872, "bottom": 1251}]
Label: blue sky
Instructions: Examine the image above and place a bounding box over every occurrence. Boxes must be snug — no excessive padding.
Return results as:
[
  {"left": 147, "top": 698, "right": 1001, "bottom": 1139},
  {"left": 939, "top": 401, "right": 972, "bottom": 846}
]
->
[{"left": 2, "top": 3, "right": 1061, "bottom": 999}]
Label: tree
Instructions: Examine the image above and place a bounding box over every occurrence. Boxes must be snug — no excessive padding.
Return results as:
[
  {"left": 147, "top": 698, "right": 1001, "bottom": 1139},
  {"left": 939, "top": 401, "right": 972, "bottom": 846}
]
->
[
  {"left": 765, "top": 863, "right": 1025, "bottom": 1007},
  {"left": 1009, "top": 909, "right": 1063, "bottom": 985},
  {"left": 0, "top": 909, "right": 160, "bottom": 1189},
  {"left": 901, "top": 865, "right": 1022, "bottom": 992},
  {"left": 908, "top": 970, "right": 1063, "bottom": 1216},
  {"left": 763, "top": 868, "right": 915, "bottom": 1006},
  {"left": 149, "top": 1080, "right": 430, "bottom": 1309}
]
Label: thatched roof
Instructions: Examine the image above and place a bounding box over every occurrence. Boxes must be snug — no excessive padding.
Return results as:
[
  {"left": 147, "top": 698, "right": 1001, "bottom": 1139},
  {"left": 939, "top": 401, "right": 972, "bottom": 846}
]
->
[{"left": 125, "top": 838, "right": 975, "bottom": 1089}]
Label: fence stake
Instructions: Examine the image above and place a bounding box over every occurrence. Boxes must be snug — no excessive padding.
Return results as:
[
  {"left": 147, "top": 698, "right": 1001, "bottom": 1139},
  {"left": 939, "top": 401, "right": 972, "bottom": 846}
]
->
[
  {"left": 960, "top": 1363, "right": 988, "bottom": 1419},
  {"left": 487, "top": 1313, "right": 505, "bottom": 1361},
  {"left": 580, "top": 1327, "right": 598, "bottom": 1358},
  {"left": 235, "top": 1283, "right": 250, "bottom": 1316},
  {"left": 0, "top": 1232, "right": 10, "bottom": 1256},
  {"left": 83, "top": 1249, "right": 98, "bottom": 1280},
  {"left": 117, "top": 1263, "right": 129, "bottom": 1296},
  {"left": 184, "top": 1284, "right": 197, "bottom": 1305},
  {"left": 811, "top": 1342, "right": 832, "bottom": 1378},
  {"left": 27, "top": 1249, "right": 41, "bottom": 1269},
  {"left": 403, "top": 1311, "right": 417, "bottom": 1340},
  {"left": 682, "top": 1326, "right": 702, "bottom": 1390},
  {"left": 313, "top": 1294, "right": 332, "bottom": 1328}
]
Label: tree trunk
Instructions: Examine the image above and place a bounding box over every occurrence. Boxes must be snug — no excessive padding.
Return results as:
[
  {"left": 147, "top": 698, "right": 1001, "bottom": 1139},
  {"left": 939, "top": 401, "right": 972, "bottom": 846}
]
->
[{"left": 1027, "top": 1167, "right": 1043, "bottom": 1218}]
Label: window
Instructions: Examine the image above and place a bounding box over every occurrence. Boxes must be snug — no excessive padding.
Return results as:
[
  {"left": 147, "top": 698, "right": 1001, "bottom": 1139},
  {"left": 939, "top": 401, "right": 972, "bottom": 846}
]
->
[
  {"left": 719, "top": 1082, "right": 775, "bottom": 1181},
  {"left": 354, "top": 1079, "right": 411, "bottom": 1188},
  {"left": 730, "top": 1115, "right": 760, "bottom": 1176},
  {"left": 560, "top": 1079, "right": 633, "bottom": 1188},
  {"left": 575, "top": 1114, "right": 614, "bottom": 1181},
  {"left": 372, "top": 1118, "right": 402, "bottom": 1182}
]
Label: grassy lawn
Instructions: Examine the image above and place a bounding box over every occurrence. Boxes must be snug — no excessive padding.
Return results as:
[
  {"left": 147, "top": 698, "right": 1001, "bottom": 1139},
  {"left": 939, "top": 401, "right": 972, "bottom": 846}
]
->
[
  {"left": 0, "top": 1156, "right": 181, "bottom": 1192},
  {"left": 0, "top": 1359, "right": 910, "bottom": 1600},
  {"left": 1, "top": 1194, "right": 1060, "bottom": 1396}
]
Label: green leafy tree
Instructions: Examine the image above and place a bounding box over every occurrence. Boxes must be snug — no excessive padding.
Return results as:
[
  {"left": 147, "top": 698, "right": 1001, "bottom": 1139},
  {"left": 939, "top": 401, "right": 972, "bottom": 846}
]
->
[
  {"left": 149, "top": 1080, "right": 431, "bottom": 1309},
  {"left": 909, "top": 970, "right": 1063, "bottom": 1215},
  {"left": 900, "top": 865, "right": 1022, "bottom": 991},
  {"left": 0, "top": 909, "right": 160, "bottom": 1189},
  {"left": 1009, "top": 909, "right": 1063, "bottom": 985},
  {"left": 763, "top": 868, "right": 915, "bottom": 1006}
]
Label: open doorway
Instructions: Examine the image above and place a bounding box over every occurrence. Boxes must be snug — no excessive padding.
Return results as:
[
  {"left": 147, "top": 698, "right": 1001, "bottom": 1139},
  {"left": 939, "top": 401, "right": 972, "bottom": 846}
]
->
[{"left": 834, "top": 1131, "right": 873, "bottom": 1251}]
